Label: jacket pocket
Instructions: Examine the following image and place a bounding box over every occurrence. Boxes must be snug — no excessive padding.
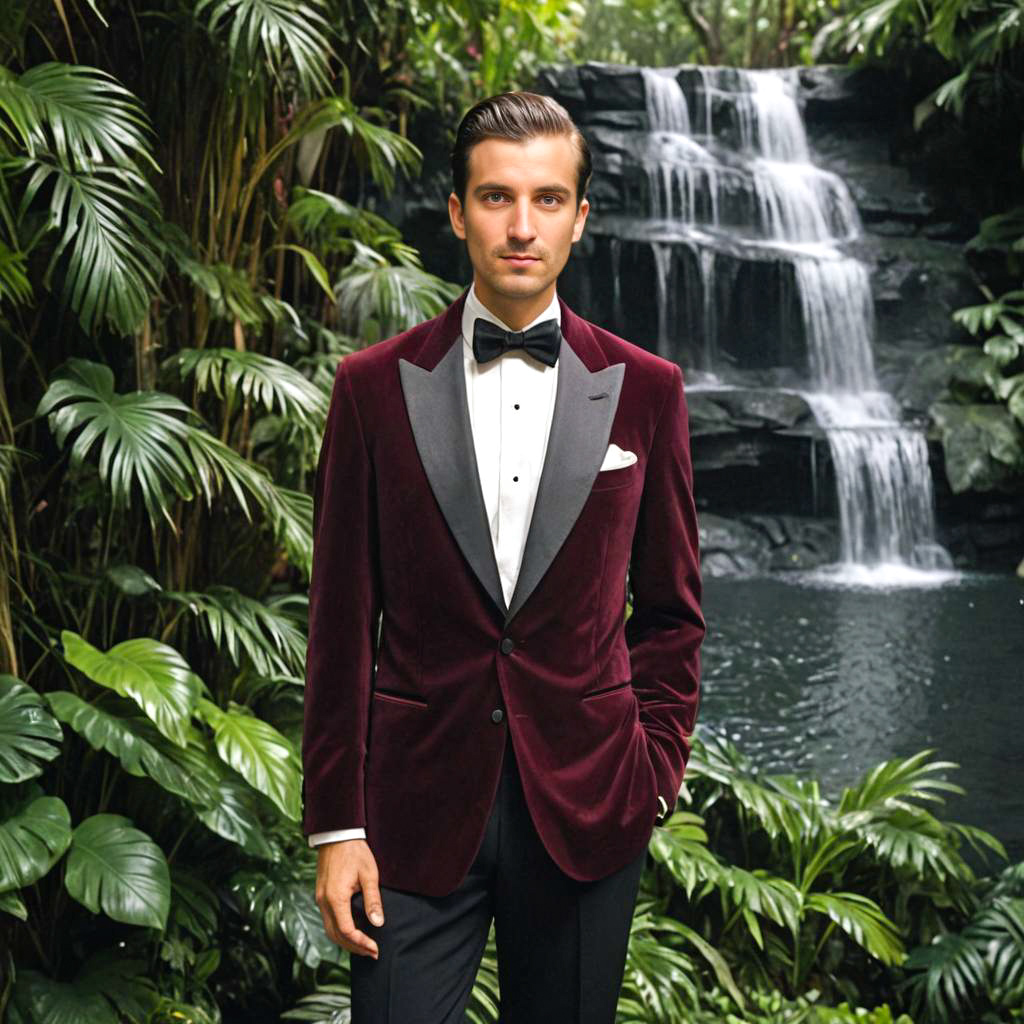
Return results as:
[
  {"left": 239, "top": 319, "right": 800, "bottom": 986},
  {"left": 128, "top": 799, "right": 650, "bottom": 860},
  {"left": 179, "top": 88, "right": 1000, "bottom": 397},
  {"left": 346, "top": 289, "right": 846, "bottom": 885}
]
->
[
  {"left": 580, "top": 680, "right": 632, "bottom": 702},
  {"left": 373, "top": 688, "right": 428, "bottom": 709}
]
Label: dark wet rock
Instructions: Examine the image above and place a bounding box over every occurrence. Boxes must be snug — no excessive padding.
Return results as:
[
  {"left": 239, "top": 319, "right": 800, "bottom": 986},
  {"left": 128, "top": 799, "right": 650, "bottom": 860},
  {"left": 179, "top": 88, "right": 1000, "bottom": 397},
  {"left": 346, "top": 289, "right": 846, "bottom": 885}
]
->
[
  {"left": 578, "top": 63, "right": 647, "bottom": 110},
  {"left": 698, "top": 512, "right": 840, "bottom": 575},
  {"left": 798, "top": 66, "right": 908, "bottom": 123},
  {"left": 705, "top": 389, "right": 812, "bottom": 430},
  {"left": 698, "top": 513, "right": 772, "bottom": 575}
]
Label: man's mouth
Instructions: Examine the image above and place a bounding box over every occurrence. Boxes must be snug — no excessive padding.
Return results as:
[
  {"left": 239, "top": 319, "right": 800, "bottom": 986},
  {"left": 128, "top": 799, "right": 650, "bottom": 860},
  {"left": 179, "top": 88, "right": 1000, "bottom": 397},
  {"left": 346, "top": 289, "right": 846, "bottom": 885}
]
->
[{"left": 502, "top": 255, "right": 539, "bottom": 265}]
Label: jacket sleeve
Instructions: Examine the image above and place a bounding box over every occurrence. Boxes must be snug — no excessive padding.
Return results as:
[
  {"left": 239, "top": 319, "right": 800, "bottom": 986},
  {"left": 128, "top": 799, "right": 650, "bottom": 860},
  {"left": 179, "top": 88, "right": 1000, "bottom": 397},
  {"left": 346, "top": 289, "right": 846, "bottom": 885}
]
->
[
  {"left": 301, "top": 357, "right": 381, "bottom": 837},
  {"left": 626, "top": 362, "right": 705, "bottom": 821}
]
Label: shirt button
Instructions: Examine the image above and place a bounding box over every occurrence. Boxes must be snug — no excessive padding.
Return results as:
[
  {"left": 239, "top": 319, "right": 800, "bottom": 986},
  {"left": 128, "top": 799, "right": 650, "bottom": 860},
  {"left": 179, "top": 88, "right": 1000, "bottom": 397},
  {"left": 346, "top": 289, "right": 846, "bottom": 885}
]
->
[
  {"left": 500, "top": 637, "right": 516, "bottom": 654},
  {"left": 491, "top": 708, "right": 505, "bottom": 724}
]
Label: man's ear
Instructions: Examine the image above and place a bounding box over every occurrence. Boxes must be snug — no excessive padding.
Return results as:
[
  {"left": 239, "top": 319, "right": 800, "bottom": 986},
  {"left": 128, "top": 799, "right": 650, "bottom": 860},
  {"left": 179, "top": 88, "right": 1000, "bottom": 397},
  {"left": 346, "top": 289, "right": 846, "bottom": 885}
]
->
[
  {"left": 572, "top": 196, "right": 590, "bottom": 242},
  {"left": 448, "top": 191, "right": 466, "bottom": 240}
]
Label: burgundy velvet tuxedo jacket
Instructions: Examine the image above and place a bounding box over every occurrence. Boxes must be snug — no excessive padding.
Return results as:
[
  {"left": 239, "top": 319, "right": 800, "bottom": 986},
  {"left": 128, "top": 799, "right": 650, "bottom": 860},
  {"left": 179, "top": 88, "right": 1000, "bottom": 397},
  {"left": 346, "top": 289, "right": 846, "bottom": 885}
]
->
[{"left": 301, "top": 286, "right": 705, "bottom": 898}]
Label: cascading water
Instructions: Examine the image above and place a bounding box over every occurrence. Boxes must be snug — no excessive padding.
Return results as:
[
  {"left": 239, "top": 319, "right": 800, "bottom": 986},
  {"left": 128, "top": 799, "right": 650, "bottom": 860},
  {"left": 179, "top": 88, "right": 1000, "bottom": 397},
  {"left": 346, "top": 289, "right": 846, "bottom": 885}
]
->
[{"left": 637, "top": 66, "right": 953, "bottom": 577}]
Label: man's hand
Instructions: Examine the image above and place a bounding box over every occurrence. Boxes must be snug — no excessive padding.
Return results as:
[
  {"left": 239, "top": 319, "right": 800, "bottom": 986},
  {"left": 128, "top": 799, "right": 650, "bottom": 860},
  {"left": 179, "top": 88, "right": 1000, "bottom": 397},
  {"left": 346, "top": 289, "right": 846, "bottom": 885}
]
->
[{"left": 315, "top": 839, "right": 385, "bottom": 958}]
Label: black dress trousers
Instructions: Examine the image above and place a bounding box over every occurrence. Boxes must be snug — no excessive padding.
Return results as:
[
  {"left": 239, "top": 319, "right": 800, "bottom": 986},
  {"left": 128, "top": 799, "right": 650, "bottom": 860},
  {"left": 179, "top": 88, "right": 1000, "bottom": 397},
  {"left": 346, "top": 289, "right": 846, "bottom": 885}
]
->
[{"left": 349, "top": 725, "right": 647, "bottom": 1023}]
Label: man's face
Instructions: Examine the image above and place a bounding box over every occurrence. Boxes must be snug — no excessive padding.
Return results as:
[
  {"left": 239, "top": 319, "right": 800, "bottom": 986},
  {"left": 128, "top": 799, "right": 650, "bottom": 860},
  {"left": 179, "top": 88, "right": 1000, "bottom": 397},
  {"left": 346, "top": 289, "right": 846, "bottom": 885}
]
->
[{"left": 448, "top": 134, "right": 590, "bottom": 317}]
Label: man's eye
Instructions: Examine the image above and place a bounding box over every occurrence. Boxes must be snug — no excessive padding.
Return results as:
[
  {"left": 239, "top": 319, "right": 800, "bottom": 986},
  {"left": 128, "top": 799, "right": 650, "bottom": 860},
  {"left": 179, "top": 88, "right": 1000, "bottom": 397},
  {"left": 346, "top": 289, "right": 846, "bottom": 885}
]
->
[
  {"left": 484, "top": 192, "right": 505, "bottom": 202},
  {"left": 540, "top": 195, "right": 560, "bottom": 206}
]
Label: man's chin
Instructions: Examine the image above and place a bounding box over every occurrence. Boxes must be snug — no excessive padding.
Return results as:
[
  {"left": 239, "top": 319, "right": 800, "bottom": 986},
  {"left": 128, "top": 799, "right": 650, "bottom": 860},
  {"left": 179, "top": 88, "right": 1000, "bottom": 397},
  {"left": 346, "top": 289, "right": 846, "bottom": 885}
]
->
[{"left": 481, "top": 268, "right": 551, "bottom": 297}]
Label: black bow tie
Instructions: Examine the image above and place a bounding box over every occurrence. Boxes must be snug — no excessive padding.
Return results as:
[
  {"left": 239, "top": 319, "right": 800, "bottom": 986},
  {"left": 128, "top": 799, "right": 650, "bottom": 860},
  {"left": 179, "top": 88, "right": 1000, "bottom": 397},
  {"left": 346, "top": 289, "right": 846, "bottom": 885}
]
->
[{"left": 472, "top": 316, "right": 561, "bottom": 367}]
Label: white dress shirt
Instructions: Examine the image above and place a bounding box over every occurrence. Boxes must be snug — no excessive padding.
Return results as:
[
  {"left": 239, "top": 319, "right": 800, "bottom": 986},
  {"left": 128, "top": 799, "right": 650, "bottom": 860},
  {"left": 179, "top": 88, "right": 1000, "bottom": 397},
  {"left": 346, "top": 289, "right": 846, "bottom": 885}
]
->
[{"left": 308, "top": 282, "right": 561, "bottom": 847}]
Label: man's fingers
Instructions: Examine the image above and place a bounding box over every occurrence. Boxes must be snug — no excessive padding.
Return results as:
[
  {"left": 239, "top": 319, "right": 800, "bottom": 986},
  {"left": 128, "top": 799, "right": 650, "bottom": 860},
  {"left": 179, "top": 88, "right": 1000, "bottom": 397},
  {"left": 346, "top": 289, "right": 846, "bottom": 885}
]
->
[{"left": 336, "top": 895, "right": 380, "bottom": 959}]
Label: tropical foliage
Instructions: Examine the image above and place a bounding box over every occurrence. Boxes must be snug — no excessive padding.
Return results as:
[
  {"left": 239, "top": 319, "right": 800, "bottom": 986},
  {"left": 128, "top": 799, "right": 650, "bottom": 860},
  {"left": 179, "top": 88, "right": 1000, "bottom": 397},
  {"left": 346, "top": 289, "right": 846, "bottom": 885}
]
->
[
  {"left": 0, "top": 0, "right": 482, "bottom": 1018},
  {"left": 817, "top": 0, "right": 1024, "bottom": 501},
  {"left": 574, "top": 0, "right": 846, "bottom": 68}
]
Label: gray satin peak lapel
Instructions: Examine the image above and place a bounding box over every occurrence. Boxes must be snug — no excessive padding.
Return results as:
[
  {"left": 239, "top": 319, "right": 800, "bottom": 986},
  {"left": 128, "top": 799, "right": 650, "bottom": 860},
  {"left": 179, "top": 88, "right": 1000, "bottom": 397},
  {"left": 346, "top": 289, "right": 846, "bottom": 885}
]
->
[
  {"left": 399, "top": 340, "right": 508, "bottom": 617},
  {"left": 504, "top": 339, "right": 625, "bottom": 625}
]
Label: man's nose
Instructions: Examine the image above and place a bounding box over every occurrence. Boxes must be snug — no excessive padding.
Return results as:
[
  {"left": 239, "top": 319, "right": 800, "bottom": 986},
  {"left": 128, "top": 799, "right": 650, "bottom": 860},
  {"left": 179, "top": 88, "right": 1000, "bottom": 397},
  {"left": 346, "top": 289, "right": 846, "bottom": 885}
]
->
[{"left": 508, "top": 200, "right": 537, "bottom": 240}]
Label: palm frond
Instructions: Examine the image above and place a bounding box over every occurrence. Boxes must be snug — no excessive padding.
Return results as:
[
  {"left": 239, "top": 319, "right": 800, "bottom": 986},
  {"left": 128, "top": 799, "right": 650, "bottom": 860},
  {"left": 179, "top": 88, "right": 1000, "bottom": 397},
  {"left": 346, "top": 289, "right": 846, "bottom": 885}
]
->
[
  {"left": 285, "top": 97, "right": 422, "bottom": 193},
  {"left": 805, "top": 891, "right": 905, "bottom": 966},
  {"left": 335, "top": 252, "right": 463, "bottom": 342},
  {"left": 163, "top": 584, "right": 307, "bottom": 677},
  {"left": 902, "top": 931, "right": 986, "bottom": 1022},
  {"left": 181, "top": 427, "right": 312, "bottom": 573},
  {"left": 839, "top": 750, "right": 963, "bottom": 816},
  {"left": 195, "top": 0, "right": 335, "bottom": 97},
  {"left": 165, "top": 347, "right": 328, "bottom": 437},
  {"left": 0, "top": 62, "right": 158, "bottom": 172},
  {"left": 36, "top": 358, "right": 196, "bottom": 531},
  {"left": 857, "top": 809, "right": 974, "bottom": 884},
  {"left": 15, "top": 158, "right": 163, "bottom": 335},
  {"left": 620, "top": 909, "right": 702, "bottom": 1021},
  {"left": 0, "top": 237, "right": 30, "bottom": 305}
]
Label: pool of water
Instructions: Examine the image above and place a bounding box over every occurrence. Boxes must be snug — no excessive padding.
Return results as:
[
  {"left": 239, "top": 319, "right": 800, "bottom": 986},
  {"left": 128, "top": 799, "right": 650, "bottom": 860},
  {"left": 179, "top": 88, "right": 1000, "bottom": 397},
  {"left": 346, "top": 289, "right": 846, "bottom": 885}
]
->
[{"left": 698, "top": 571, "right": 1024, "bottom": 862}]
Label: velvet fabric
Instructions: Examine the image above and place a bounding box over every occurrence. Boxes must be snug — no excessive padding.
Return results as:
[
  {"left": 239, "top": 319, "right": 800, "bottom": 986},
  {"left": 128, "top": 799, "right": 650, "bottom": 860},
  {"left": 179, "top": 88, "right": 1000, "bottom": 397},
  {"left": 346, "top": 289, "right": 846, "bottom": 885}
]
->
[{"left": 302, "top": 287, "right": 705, "bottom": 898}]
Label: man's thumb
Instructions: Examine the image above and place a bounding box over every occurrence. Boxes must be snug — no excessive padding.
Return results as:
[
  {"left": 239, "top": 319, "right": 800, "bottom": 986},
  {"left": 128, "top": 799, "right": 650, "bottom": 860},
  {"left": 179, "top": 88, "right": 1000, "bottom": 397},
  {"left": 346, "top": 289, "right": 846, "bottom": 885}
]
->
[{"left": 363, "top": 879, "right": 385, "bottom": 926}]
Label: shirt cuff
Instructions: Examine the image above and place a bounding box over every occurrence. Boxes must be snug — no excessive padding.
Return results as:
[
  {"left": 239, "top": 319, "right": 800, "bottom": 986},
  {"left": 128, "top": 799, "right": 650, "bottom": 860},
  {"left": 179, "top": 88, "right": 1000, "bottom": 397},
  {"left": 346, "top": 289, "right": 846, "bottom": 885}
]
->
[
  {"left": 308, "top": 827, "right": 367, "bottom": 847},
  {"left": 656, "top": 795, "right": 670, "bottom": 822}
]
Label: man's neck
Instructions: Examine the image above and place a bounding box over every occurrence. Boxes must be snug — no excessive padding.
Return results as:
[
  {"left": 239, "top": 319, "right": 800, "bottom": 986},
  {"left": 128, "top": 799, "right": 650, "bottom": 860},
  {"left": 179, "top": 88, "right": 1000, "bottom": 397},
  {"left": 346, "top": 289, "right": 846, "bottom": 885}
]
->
[{"left": 472, "top": 278, "right": 556, "bottom": 331}]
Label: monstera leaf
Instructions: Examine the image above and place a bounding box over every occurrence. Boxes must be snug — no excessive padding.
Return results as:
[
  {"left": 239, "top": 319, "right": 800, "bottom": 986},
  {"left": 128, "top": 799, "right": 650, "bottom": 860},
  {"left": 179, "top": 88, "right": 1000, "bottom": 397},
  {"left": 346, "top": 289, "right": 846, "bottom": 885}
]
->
[
  {"left": 230, "top": 867, "right": 344, "bottom": 969},
  {"left": 0, "top": 675, "right": 63, "bottom": 782},
  {"left": 197, "top": 697, "right": 301, "bottom": 820},
  {"left": 0, "top": 786, "right": 72, "bottom": 892},
  {"left": 0, "top": 888, "right": 27, "bottom": 919},
  {"left": 64, "top": 813, "right": 170, "bottom": 929},
  {"left": 45, "top": 690, "right": 207, "bottom": 804},
  {"left": 60, "top": 630, "right": 203, "bottom": 747},
  {"left": 194, "top": 771, "right": 276, "bottom": 859},
  {"left": 7, "top": 948, "right": 158, "bottom": 1024},
  {"left": 6, "top": 970, "right": 119, "bottom": 1024}
]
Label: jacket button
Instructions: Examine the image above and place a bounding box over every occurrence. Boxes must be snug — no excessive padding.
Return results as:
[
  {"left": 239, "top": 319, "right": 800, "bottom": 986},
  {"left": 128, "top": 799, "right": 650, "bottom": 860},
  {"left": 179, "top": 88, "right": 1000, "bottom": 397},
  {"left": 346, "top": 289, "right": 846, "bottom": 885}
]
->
[
  {"left": 500, "top": 637, "right": 516, "bottom": 654},
  {"left": 491, "top": 708, "right": 504, "bottom": 723}
]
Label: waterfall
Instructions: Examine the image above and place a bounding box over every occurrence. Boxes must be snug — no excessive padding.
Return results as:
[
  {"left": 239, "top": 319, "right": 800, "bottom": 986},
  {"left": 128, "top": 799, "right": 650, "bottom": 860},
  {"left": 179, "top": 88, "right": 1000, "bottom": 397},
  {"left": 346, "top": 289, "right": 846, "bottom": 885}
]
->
[{"left": 635, "top": 67, "right": 952, "bottom": 576}]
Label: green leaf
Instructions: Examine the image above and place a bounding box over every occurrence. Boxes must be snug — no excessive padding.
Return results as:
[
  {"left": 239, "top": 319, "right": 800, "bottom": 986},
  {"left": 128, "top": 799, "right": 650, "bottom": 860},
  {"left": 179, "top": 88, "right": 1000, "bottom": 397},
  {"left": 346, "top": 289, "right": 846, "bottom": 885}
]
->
[
  {"left": 983, "top": 334, "right": 1021, "bottom": 367},
  {"left": 0, "top": 675, "right": 63, "bottom": 783},
  {"left": 805, "top": 891, "right": 905, "bottom": 965},
  {"left": 165, "top": 347, "right": 328, "bottom": 436},
  {"left": 105, "top": 564, "right": 162, "bottom": 596},
  {"left": 197, "top": 697, "right": 301, "bottom": 820},
  {"left": 6, "top": 950, "right": 158, "bottom": 1024},
  {"left": 16, "top": 156, "right": 164, "bottom": 336},
  {"left": 654, "top": 915, "right": 745, "bottom": 1010},
  {"left": 7, "top": 969, "right": 119, "bottom": 1024},
  {"left": 64, "top": 813, "right": 170, "bottom": 929},
  {"left": 69, "top": 948, "right": 160, "bottom": 1021},
  {"left": 196, "top": 0, "right": 335, "bottom": 96},
  {"left": 0, "top": 788, "right": 72, "bottom": 893},
  {"left": 163, "top": 585, "right": 308, "bottom": 677},
  {"left": 0, "top": 63, "right": 158, "bottom": 171},
  {"left": 230, "top": 868, "right": 345, "bottom": 968},
  {"left": 169, "top": 866, "right": 220, "bottom": 943},
  {"left": 45, "top": 690, "right": 207, "bottom": 804},
  {"left": 60, "top": 630, "right": 204, "bottom": 747},
  {"left": 36, "top": 359, "right": 196, "bottom": 531},
  {"left": 193, "top": 770, "right": 276, "bottom": 858},
  {"left": 270, "top": 244, "right": 334, "bottom": 300},
  {"left": 903, "top": 932, "right": 985, "bottom": 1021},
  {"left": 0, "top": 888, "right": 27, "bottom": 919}
]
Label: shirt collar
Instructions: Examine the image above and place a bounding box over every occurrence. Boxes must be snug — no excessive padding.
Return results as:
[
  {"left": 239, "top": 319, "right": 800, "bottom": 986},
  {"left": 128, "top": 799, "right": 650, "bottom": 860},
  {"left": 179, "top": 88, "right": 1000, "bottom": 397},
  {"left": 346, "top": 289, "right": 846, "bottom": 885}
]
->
[{"left": 461, "top": 280, "right": 561, "bottom": 357}]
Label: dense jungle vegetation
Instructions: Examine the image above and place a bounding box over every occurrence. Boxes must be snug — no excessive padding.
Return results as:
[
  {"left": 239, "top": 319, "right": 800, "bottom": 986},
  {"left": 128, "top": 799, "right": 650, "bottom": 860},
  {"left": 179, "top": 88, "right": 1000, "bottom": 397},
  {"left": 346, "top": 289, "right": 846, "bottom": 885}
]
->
[{"left": 1, "top": 0, "right": 1021, "bottom": 1021}]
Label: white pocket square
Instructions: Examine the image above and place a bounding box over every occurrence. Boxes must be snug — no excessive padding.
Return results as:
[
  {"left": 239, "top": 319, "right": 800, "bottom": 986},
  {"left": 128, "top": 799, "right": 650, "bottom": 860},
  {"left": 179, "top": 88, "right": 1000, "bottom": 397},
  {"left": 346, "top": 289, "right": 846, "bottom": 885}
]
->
[{"left": 599, "top": 442, "right": 637, "bottom": 472}]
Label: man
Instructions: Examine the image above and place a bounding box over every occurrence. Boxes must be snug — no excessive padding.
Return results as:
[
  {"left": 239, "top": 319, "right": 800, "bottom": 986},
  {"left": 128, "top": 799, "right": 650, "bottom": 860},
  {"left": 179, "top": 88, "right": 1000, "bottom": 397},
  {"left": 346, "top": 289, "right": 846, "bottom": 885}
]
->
[{"left": 302, "top": 90, "right": 705, "bottom": 1023}]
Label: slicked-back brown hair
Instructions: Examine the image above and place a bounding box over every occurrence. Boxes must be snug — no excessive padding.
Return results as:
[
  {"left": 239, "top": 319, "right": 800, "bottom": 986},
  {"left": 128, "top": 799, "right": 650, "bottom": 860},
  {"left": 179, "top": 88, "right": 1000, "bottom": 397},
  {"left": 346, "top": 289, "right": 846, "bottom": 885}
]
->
[{"left": 450, "top": 91, "right": 592, "bottom": 210}]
